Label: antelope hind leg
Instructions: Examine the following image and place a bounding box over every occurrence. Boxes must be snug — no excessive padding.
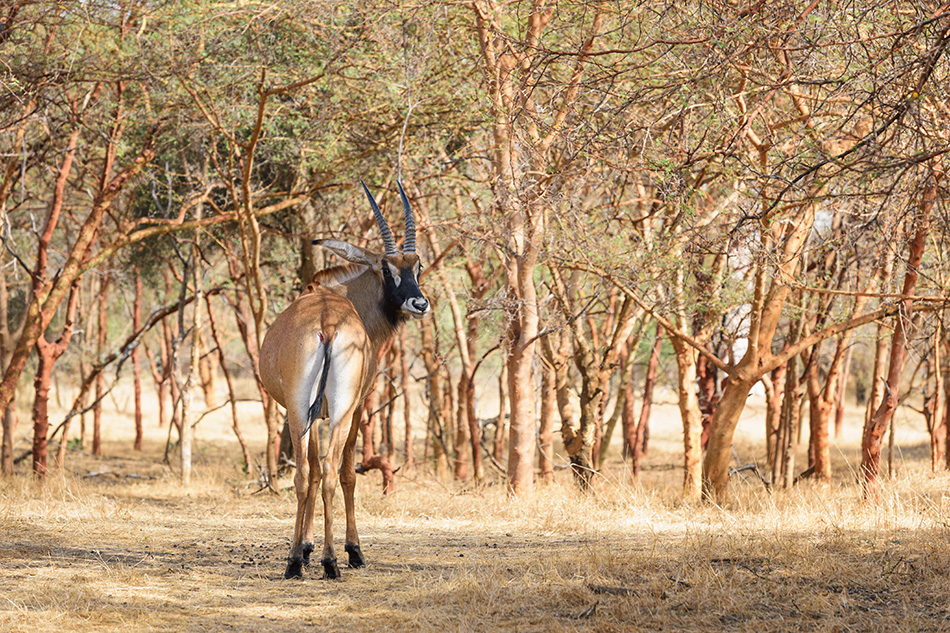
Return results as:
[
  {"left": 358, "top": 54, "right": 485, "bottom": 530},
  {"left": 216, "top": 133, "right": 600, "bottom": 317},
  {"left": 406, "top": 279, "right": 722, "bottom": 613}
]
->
[
  {"left": 341, "top": 408, "right": 365, "bottom": 568},
  {"left": 284, "top": 410, "right": 313, "bottom": 579}
]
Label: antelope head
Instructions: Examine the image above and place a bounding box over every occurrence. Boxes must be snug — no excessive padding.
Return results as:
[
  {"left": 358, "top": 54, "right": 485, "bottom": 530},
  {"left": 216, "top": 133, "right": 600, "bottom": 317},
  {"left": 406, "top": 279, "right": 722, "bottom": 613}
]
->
[{"left": 315, "top": 181, "right": 430, "bottom": 325}]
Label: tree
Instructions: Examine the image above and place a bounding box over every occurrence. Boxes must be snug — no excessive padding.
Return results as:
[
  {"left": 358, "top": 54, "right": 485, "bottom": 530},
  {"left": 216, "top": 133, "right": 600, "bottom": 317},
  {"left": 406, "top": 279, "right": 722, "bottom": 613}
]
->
[
  {"left": 548, "top": 269, "right": 638, "bottom": 489},
  {"left": 862, "top": 166, "right": 945, "bottom": 499}
]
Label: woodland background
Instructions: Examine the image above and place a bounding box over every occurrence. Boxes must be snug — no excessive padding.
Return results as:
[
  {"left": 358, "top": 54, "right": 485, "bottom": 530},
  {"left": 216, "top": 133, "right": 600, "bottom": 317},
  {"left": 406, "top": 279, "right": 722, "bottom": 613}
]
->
[
  {"left": 1, "top": 0, "right": 949, "bottom": 506},
  {"left": 4, "top": 2, "right": 950, "bottom": 631}
]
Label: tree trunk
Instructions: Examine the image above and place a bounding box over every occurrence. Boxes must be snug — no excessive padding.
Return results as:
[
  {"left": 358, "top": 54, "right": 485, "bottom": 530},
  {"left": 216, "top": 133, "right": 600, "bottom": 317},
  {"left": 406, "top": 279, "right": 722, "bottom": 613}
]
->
[
  {"left": 31, "top": 351, "right": 54, "bottom": 477},
  {"left": 180, "top": 308, "right": 199, "bottom": 487},
  {"left": 632, "top": 330, "right": 661, "bottom": 476},
  {"left": 549, "top": 271, "right": 638, "bottom": 491},
  {"left": 31, "top": 284, "right": 80, "bottom": 476},
  {"left": 764, "top": 362, "right": 786, "bottom": 472},
  {"left": 620, "top": 354, "right": 637, "bottom": 469},
  {"left": 93, "top": 274, "right": 112, "bottom": 456},
  {"left": 543, "top": 329, "right": 578, "bottom": 477},
  {"left": 865, "top": 257, "right": 895, "bottom": 428},
  {"left": 493, "top": 360, "right": 508, "bottom": 463},
  {"left": 454, "top": 371, "right": 471, "bottom": 480},
  {"left": 359, "top": 386, "right": 396, "bottom": 494},
  {"left": 222, "top": 253, "right": 276, "bottom": 480},
  {"left": 1, "top": 264, "right": 20, "bottom": 475},
  {"left": 778, "top": 355, "right": 804, "bottom": 488},
  {"left": 463, "top": 322, "right": 482, "bottom": 481},
  {"left": 399, "top": 329, "right": 414, "bottom": 472},
  {"left": 702, "top": 371, "right": 758, "bottom": 499},
  {"left": 805, "top": 358, "right": 833, "bottom": 481},
  {"left": 383, "top": 345, "right": 397, "bottom": 460},
  {"left": 430, "top": 246, "right": 483, "bottom": 482},
  {"left": 833, "top": 347, "right": 852, "bottom": 439},
  {"left": 506, "top": 326, "right": 538, "bottom": 496},
  {"left": 599, "top": 325, "right": 643, "bottom": 470},
  {"left": 1, "top": 405, "right": 15, "bottom": 476},
  {"left": 672, "top": 338, "right": 703, "bottom": 500},
  {"left": 78, "top": 361, "right": 88, "bottom": 449},
  {"left": 443, "top": 364, "right": 456, "bottom": 467},
  {"left": 421, "top": 322, "right": 449, "bottom": 479},
  {"left": 805, "top": 279, "right": 872, "bottom": 483},
  {"left": 539, "top": 361, "right": 556, "bottom": 483},
  {"left": 167, "top": 322, "right": 182, "bottom": 436},
  {"left": 264, "top": 397, "right": 279, "bottom": 482},
  {"left": 927, "top": 320, "right": 945, "bottom": 471},
  {"left": 0, "top": 124, "right": 27, "bottom": 475},
  {"left": 944, "top": 349, "right": 950, "bottom": 471},
  {"left": 197, "top": 332, "right": 218, "bottom": 409},
  {"left": 862, "top": 171, "right": 939, "bottom": 500},
  {"left": 942, "top": 332, "right": 950, "bottom": 471},
  {"left": 570, "top": 355, "right": 599, "bottom": 491},
  {"left": 887, "top": 401, "right": 896, "bottom": 479},
  {"left": 205, "top": 294, "right": 252, "bottom": 473},
  {"left": 0, "top": 295, "right": 17, "bottom": 474},
  {"left": 464, "top": 363, "right": 481, "bottom": 481},
  {"left": 180, "top": 212, "right": 204, "bottom": 486},
  {"left": 696, "top": 353, "right": 718, "bottom": 451},
  {"left": 598, "top": 397, "right": 621, "bottom": 471},
  {"left": 132, "top": 274, "right": 144, "bottom": 451},
  {"left": 158, "top": 315, "right": 173, "bottom": 427},
  {"left": 702, "top": 194, "right": 818, "bottom": 502}
]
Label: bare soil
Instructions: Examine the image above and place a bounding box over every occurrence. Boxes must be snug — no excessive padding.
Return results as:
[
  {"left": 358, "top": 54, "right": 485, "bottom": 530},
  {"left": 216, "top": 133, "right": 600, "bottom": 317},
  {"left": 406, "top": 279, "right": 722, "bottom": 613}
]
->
[{"left": 3, "top": 389, "right": 950, "bottom": 632}]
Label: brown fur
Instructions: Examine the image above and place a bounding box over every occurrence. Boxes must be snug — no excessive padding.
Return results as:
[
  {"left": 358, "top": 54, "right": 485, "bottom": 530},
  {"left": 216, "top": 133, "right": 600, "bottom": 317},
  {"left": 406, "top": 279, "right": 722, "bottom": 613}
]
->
[
  {"left": 259, "top": 245, "right": 426, "bottom": 580},
  {"left": 304, "top": 254, "right": 421, "bottom": 359}
]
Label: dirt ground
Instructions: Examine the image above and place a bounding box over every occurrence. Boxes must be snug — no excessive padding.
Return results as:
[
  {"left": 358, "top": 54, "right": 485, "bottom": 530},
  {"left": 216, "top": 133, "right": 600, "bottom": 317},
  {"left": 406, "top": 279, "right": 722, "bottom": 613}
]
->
[{"left": 3, "top": 386, "right": 950, "bottom": 632}]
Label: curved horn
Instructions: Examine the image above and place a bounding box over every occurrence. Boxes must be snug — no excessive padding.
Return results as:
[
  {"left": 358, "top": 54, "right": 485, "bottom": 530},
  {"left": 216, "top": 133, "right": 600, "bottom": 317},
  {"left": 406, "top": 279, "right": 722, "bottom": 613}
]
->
[
  {"left": 361, "top": 180, "right": 398, "bottom": 258},
  {"left": 397, "top": 180, "right": 416, "bottom": 254}
]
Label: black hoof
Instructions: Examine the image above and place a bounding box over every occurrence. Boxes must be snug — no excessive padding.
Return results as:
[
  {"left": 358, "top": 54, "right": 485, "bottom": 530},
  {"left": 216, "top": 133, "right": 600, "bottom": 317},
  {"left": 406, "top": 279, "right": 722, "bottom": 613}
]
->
[
  {"left": 322, "top": 558, "right": 340, "bottom": 579},
  {"left": 284, "top": 558, "right": 304, "bottom": 579},
  {"left": 302, "top": 543, "right": 314, "bottom": 567},
  {"left": 345, "top": 543, "right": 366, "bottom": 568}
]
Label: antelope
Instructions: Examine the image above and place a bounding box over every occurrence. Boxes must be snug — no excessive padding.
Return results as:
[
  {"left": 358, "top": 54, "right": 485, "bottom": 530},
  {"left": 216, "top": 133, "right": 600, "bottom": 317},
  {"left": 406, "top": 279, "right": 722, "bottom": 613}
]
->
[{"left": 259, "top": 180, "right": 430, "bottom": 579}]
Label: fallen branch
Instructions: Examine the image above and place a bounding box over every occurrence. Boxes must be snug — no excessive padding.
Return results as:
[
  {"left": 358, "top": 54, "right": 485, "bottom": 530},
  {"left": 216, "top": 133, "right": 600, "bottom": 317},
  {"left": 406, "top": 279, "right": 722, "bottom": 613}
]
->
[
  {"left": 729, "top": 463, "right": 773, "bottom": 493},
  {"left": 355, "top": 456, "right": 401, "bottom": 494},
  {"left": 558, "top": 601, "right": 599, "bottom": 620},
  {"left": 588, "top": 583, "right": 636, "bottom": 596},
  {"left": 793, "top": 465, "right": 816, "bottom": 485}
]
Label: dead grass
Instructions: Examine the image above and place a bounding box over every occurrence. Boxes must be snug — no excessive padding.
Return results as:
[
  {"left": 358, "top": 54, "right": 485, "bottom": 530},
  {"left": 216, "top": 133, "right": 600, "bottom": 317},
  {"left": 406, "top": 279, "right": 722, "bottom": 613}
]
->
[{"left": 2, "top": 386, "right": 950, "bottom": 632}]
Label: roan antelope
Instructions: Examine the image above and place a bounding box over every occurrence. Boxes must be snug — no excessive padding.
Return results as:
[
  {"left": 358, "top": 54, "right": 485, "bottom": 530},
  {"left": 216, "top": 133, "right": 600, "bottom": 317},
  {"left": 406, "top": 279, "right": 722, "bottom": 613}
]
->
[{"left": 259, "top": 181, "right": 430, "bottom": 579}]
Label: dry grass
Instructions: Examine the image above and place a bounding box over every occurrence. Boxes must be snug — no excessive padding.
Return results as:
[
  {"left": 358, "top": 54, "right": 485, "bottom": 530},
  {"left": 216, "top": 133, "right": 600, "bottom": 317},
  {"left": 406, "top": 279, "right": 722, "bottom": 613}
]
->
[{"left": 2, "top": 386, "right": 950, "bottom": 632}]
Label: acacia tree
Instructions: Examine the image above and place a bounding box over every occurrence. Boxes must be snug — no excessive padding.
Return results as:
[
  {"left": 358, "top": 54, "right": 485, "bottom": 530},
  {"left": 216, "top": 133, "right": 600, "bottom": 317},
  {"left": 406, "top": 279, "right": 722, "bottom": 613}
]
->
[
  {"left": 547, "top": 268, "right": 638, "bottom": 489},
  {"left": 0, "top": 263, "right": 24, "bottom": 475},
  {"left": 800, "top": 223, "right": 883, "bottom": 482},
  {"left": 7, "top": 0, "right": 950, "bottom": 507},
  {"left": 0, "top": 6, "right": 161, "bottom": 471},
  {"left": 0, "top": 2, "right": 345, "bottom": 476},
  {"left": 469, "top": 1, "right": 610, "bottom": 496},
  {"left": 862, "top": 166, "right": 946, "bottom": 499},
  {"left": 534, "top": 1, "right": 950, "bottom": 503}
]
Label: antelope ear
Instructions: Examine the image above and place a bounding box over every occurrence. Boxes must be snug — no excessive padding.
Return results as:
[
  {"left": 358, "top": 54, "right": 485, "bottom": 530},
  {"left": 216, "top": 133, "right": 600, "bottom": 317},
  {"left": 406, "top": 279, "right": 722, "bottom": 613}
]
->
[{"left": 314, "top": 239, "right": 382, "bottom": 270}]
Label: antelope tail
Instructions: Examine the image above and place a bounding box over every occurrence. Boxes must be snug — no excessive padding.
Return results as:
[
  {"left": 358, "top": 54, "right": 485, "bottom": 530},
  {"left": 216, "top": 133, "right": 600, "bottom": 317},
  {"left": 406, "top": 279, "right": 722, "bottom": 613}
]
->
[{"left": 302, "top": 332, "right": 334, "bottom": 439}]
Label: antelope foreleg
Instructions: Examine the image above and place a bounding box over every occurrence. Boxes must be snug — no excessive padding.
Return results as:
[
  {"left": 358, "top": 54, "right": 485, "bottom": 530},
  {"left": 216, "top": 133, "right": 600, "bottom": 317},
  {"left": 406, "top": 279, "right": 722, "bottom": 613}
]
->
[
  {"left": 340, "top": 408, "right": 365, "bottom": 569},
  {"left": 319, "top": 415, "right": 354, "bottom": 579}
]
